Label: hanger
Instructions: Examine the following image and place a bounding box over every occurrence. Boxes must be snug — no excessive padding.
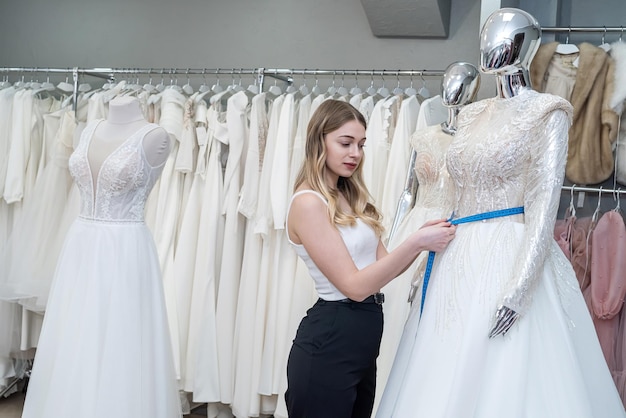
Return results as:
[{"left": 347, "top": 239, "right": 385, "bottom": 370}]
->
[
  {"left": 0, "top": 71, "right": 10, "bottom": 89},
  {"left": 32, "top": 69, "right": 57, "bottom": 98},
  {"left": 285, "top": 70, "right": 298, "bottom": 94},
  {"left": 165, "top": 69, "right": 183, "bottom": 94},
  {"left": 267, "top": 76, "right": 283, "bottom": 96},
  {"left": 182, "top": 69, "right": 194, "bottom": 95},
  {"left": 336, "top": 71, "right": 349, "bottom": 96},
  {"left": 567, "top": 184, "right": 577, "bottom": 219},
  {"left": 298, "top": 70, "right": 310, "bottom": 96},
  {"left": 392, "top": 71, "right": 404, "bottom": 96},
  {"left": 376, "top": 72, "right": 390, "bottom": 98},
  {"left": 366, "top": 71, "right": 377, "bottom": 96},
  {"left": 211, "top": 69, "right": 224, "bottom": 94},
  {"left": 311, "top": 71, "right": 322, "bottom": 96},
  {"left": 56, "top": 71, "right": 74, "bottom": 93},
  {"left": 142, "top": 69, "right": 157, "bottom": 93},
  {"left": 349, "top": 73, "right": 362, "bottom": 96},
  {"left": 590, "top": 186, "right": 603, "bottom": 231},
  {"left": 155, "top": 70, "right": 166, "bottom": 92},
  {"left": 246, "top": 74, "right": 260, "bottom": 95},
  {"left": 599, "top": 26, "right": 612, "bottom": 52},
  {"left": 198, "top": 69, "right": 210, "bottom": 93},
  {"left": 555, "top": 27, "right": 580, "bottom": 55},
  {"left": 613, "top": 188, "right": 622, "bottom": 214},
  {"left": 327, "top": 71, "right": 338, "bottom": 96},
  {"left": 405, "top": 74, "right": 418, "bottom": 96},
  {"left": 417, "top": 72, "right": 431, "bottom": 98}
]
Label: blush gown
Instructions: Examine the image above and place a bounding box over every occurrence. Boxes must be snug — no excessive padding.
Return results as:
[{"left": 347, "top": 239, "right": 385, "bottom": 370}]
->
[
  {"left": 21, "top": 120, "right": 181, "bottom": 418},
  {"left": 376, "top": 89, "right": 626, "bottom": 418}
]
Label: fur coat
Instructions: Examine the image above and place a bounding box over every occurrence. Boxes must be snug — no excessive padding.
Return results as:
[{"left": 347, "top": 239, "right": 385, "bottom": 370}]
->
[{"left": 530, "top": 42, "right": 619, "bottom": 185}]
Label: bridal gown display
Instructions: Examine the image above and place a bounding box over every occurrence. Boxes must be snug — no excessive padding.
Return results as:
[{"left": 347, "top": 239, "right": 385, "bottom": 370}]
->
[
  {"left": 376, "top": 89, "right": 626, "bottom": 417},
  {"left": 21, "top": 120, "right": 181, "bottom": 418},
  {"left": 376, "top": 124, "right": 456, "bottom": 408}
]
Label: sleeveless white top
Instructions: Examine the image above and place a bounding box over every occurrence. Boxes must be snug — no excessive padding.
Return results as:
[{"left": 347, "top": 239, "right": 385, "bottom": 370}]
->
[{"left": 286, "top": 190, "right": 379, "bottom": 301}]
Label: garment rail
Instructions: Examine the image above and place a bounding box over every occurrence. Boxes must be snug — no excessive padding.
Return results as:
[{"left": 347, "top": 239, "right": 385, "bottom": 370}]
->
[
  {"left": 542, "top": 26, "right": 625, "bottom": 34},
  {"left": 562, "top": 185, "right": 626, "bottom": 195},
  {"left": 0, "top": 66, "right": 445, "bottom": 88},
  {"left": 1, "top": 66, "right": 445, "bottom": 115}
]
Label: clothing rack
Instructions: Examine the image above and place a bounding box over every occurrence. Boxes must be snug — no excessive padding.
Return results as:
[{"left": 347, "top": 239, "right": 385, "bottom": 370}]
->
[
  {"left": 0, "top": 66, "right": 445, "bottom": 116},
  {"left": 562, "top": 185, "right": 626, "bottom": 195},
  {"left": 542, "top": 26, "right": 625, "bottom": 43},
  {"left": 543, "top": 26, "right": 625, "bottom": 33}
]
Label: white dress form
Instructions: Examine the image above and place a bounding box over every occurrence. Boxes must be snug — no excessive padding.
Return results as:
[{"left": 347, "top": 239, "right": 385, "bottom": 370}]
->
[{"left": 21, "top": 95, "right": 180, "bottom": 418}]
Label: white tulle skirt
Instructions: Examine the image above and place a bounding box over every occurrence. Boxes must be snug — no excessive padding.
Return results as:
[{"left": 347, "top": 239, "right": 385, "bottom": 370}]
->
[
  {"left": 21, "top": 218, "right": 181, "bottom": 418},
  {"left": 376, "top": 221, "right": 626, "bottom": 418}
]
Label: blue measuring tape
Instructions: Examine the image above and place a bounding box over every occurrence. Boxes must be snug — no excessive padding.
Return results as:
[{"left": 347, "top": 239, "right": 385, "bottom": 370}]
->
[{"left": 419, "top": 206, "right": 524, "bottom": 316}]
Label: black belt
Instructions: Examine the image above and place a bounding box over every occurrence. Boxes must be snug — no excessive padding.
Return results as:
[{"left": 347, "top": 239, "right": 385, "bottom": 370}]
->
[{"left": 337, "top": 292, "right": 385, "bottom": 305}]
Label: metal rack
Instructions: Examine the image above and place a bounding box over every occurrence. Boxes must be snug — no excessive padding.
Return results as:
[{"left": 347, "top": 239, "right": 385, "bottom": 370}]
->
[{"left": 0, "top": 66, "right": 445, "bottom": 115}]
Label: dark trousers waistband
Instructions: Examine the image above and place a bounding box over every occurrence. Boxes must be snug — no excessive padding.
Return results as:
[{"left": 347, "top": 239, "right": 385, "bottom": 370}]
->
[{"left": 328, "top": 292, "right": 385, "bottom": 305}]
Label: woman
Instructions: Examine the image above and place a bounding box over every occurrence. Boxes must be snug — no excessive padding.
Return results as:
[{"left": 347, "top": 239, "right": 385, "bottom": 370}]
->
[{"left": 284, "top": 99, "right": 455, "bottom": 418}]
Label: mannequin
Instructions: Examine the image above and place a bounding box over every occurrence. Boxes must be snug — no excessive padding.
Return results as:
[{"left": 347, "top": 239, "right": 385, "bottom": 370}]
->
[
  {"left": 478, "top": 7, "right": 543, "bottom": 336},
  {"left": 374, "top": 61, "right": 480, "bottom": 412},
  {"left": 376, "top": 8, "right": 626, "bottom": 417},
  {"left": 387, "top": 62, "right": 480, "bottom": 242},
  {"left": 89, "top": 96, "right": 170, "bottom": 176},
  {"left": 20, "top": 94, "right": 181, "bottom": 418}
]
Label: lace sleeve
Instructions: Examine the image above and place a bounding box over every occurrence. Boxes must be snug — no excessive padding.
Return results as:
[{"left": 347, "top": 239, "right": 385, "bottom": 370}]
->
[{"left": 501, "top": 109, "right": 571, "bottom": 315}]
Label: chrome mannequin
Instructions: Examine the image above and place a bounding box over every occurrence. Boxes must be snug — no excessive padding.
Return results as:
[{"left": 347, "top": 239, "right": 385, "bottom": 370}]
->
[
  {"left": 479, "top": 7, "right": 542, "bottom": 99},
  {"left": 387, "top": 62, "right": 480, "bottom": 243},
  {"left": 479, "top": 8, "right": 542, "bottom": 338}
]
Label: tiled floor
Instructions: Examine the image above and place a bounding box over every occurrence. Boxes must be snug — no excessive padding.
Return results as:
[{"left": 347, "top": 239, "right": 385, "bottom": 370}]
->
[{"left": 0, "top": 385, "right": 209, "bottom": 418}]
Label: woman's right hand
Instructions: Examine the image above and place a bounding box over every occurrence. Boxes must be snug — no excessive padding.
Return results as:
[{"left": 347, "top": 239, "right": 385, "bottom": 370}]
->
[{"left": 414, "top": 219, "right": 456, "bottom": 253}]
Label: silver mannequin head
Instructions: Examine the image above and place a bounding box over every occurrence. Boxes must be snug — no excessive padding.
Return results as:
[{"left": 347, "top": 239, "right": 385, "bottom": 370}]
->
[
  {"left": 441, "top": 61, "right": 481, "bottom": 108},
  {"left": 440, "top": 61, "right": 480, "bottom": 134},
  {"left": 479, "top": 8, "right": 541, "bottom": 74}
]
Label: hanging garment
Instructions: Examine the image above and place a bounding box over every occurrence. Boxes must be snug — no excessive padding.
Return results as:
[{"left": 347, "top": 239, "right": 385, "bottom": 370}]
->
[
  {"left": 611, "top": 41, "right": 626, "bottom": 186},
  {"left": 0, "top": 109, "right": 77, "bottom": 312},
  {"left": 415, "top": 94, "right": 447, "bottom": 131},
  {"left": 375, "top": 124, "right": 457, "bottom": 413},
  {"left": 589, "top": 211, "right": 626, "bottom": 374},
  {"left": 380, "top": 94, "right": 420, "bottom": 233},
  {"left": 530, "top": 42, "right": 619, "bottom": 185},
  {"left": 151, "top": 87, "right": 187, "bottom": 377},
  {"left": 215, "top": 90, "right": 250, "bottom": 405},
  {"left": 377, "top": 89, "right": 625, "bottom": 418},
  {"left": 21, "top": 120, "right": 181, "bottom": 418},
  {"left": 182, "top": 99, "right": 225, "bottom": 402},
  {"left": 251, "top": 93, "right": 290, "bottom": 416},
  {"left": 231, "top": 92, "right": 269, "bottom": 418}
]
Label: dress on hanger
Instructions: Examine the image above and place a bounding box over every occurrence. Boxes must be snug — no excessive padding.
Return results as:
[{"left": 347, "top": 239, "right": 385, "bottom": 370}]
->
[
  {"left": 377, "top": 89, "right": 626, "bottom": 417},
  {"left": 588, "top": 211, "right": 626, "bottom": 375},
  {"left": 21, "top": 120, "right": 181, "bottom": 418}
]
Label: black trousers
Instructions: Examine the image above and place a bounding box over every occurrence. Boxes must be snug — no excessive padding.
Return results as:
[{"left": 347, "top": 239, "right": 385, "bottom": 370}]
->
[{"left": 285, "top": 298, "right": 384, "bottom": 418}]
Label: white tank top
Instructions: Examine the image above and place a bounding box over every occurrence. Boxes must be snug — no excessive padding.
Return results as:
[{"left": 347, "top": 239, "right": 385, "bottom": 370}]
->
[{"left": 286, "top": 190, "right": 379, "bottom": 301}]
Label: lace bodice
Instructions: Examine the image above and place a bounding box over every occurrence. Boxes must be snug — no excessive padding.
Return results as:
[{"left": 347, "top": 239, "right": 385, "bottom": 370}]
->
[
  {"left": 446, "top": 89, "right": 573, "bottom": 315},
  {"left": 410, "top": 125, "right": 455, "bottom": 213},
  {"left": 69, "top": 120, "right": 166, "bottom": 222}
]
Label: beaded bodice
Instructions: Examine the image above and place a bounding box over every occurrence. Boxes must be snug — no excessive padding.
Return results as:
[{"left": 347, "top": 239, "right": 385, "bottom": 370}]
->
[{"left": 69, "top": 120, "right": 165, "bottom": 222}]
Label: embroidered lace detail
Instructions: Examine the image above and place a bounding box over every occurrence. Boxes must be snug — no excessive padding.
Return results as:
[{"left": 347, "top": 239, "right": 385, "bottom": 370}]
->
[
  {"left": 446, "top": 89, "right": 574, "bottom": 316},
  {"left": 410, "top": 125, "right": 455, "bottom": 213},
  {"left": 69, "top": 121, "right": 165, "bottom": 222}
]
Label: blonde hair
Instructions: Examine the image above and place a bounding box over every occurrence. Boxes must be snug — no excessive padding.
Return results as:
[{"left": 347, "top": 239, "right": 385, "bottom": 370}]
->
[{"left": 293, "top": 100, "right": 383, "bottom": 236}]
